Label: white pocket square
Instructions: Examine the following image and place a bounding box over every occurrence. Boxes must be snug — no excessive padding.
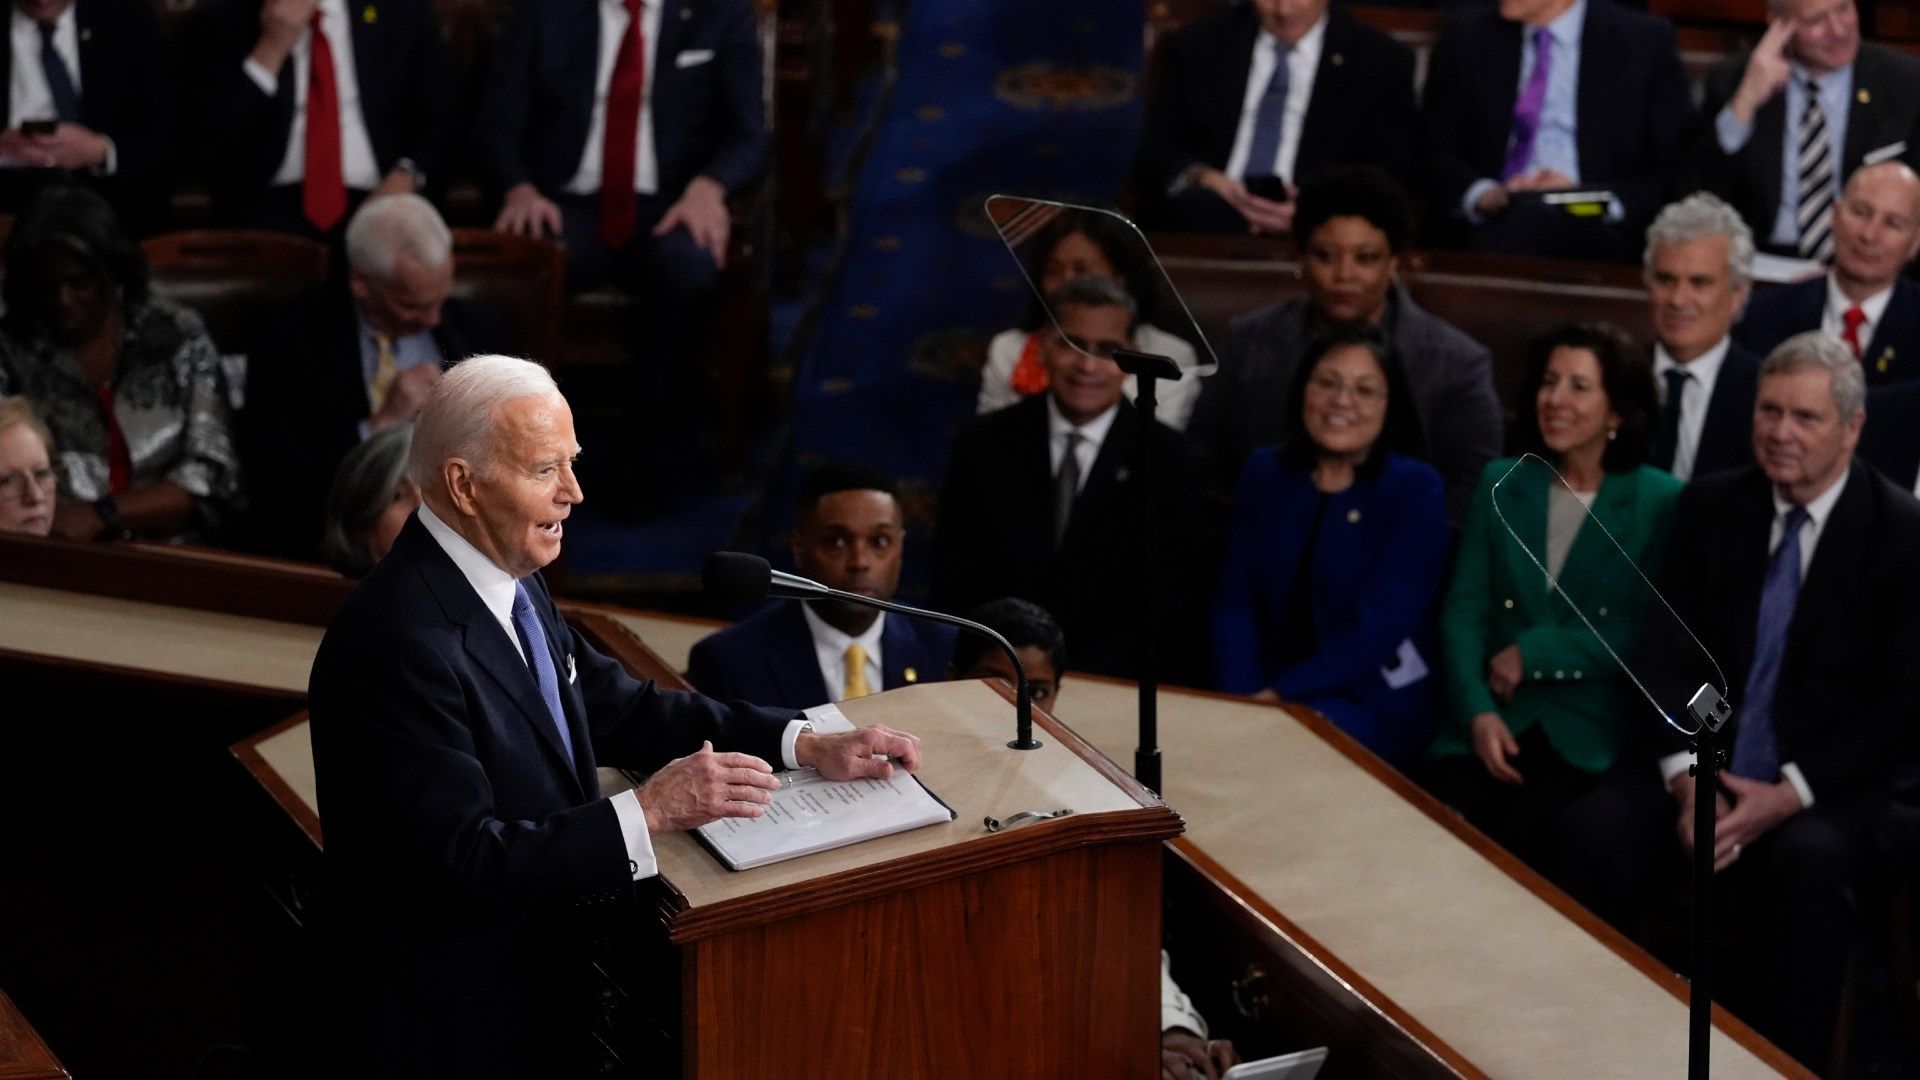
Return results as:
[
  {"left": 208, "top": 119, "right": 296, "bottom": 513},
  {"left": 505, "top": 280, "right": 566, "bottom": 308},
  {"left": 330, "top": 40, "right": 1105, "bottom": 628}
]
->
[
  {"left": 1864, "top": 141, "right": 1908, "bottom": 166},
  {"left": 566, "top": 654, "right": 577, "bottom": 684},
  {"left": 675, "top": 49, "right": 714, "bottom": 68}
]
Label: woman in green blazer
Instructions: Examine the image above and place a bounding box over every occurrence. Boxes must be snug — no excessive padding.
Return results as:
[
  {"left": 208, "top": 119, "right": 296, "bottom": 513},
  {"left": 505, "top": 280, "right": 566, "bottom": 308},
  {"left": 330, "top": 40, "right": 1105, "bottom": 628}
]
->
[{"left": 1430, "top": 322, "right": 1683, "bottom": 872}]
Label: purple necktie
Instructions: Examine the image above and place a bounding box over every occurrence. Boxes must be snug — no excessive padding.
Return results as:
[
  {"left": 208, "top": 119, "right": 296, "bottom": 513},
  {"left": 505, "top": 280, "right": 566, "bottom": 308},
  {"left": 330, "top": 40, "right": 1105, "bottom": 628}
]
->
[{"left": 1502, "top": 28, "right": 1553, "bottom": 182}]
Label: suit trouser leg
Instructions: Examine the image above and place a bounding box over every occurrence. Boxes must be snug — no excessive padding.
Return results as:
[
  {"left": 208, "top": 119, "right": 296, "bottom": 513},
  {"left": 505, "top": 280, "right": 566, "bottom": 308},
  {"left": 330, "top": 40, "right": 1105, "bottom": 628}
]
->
[{"left": 1551, "top": 764, "right": 1679, "bottom": 935}]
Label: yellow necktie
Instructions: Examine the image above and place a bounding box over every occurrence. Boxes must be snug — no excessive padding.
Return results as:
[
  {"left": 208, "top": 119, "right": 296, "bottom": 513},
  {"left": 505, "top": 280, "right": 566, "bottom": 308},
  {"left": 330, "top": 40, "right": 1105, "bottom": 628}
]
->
[
  {"left": 843, "top": 643, "right": 871, "bottom": 700},
  {"left": 368, "top": 334, "right": 397, "bottom": 413}
]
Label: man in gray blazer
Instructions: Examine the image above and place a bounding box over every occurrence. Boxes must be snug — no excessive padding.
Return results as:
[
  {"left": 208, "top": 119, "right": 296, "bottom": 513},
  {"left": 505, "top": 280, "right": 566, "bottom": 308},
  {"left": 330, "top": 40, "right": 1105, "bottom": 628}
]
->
[{"left": 1186, "top": 168, "right": 1502, "bottom": 526}]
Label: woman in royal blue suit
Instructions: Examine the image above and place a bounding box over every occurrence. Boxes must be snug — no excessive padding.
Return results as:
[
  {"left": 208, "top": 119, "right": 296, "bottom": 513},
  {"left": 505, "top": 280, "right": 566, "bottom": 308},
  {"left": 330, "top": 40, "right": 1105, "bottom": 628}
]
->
[{"left": 1211, "top": 326, "right": 1452, "bottom": 770}]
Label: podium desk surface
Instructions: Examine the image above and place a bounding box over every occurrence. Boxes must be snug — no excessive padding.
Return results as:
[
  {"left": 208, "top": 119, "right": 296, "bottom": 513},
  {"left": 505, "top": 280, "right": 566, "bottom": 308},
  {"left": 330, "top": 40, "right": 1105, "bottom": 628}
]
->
[
  {"left": 649, "top": 680, "right": 1180, "bottom": 941},
  {"left": 0, "top": 580, "right": 321, "bottom": 694},
  {"left": 1056, "top": 680, "right": 1798, "bottom": 1080}
]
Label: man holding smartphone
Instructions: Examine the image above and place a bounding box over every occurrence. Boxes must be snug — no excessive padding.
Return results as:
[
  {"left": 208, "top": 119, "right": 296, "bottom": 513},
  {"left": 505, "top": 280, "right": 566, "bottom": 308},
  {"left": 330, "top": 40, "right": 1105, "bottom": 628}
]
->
[
  {"left": 1683, "top": 0, "right": 1920, "bottom": 259},
  {"left": 0, "top": 0, "right": 172, "bottom": 231}
]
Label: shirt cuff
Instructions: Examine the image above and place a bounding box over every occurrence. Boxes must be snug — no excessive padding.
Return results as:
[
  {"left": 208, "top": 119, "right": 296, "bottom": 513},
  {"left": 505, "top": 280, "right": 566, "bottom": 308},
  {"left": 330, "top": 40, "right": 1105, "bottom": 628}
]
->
[
  {"left": 1169, "top": 163, "right": 1210, "bottom": 197},
  {"left": 610, "top": 788, "right": 658, "bottom": 881},
  {"left": 1659, "top": 750, "right": 1693, "bottom": 787},
  {"left": 95, "top": 134, "right": 116, "bottom": 176},
  {"left": 1715, "top": 105, "right": 1752, "bottom": 156},
  {"left": 243, "top": 57, "right": 278, "bottom": 97},
  {"left": 1463, "top": 179, "right": 1501, "bottom": 225},
  {"left": 1780, "top": 762, "right": 1814, "bottom": 809},
  {"left": 1161, "top": 950, "right": 1208, "bottom": 1037},
  {"left": 782, "top": 702, "right": 858, "bottom": 769}
]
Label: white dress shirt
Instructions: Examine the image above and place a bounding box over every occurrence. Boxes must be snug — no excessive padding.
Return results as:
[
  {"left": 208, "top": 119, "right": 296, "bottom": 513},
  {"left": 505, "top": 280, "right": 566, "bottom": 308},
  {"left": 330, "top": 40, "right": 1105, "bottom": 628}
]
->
[
  {"left": 1653, "top": 336, "right": 1731, "bottom": 482},
  {"left": 1222, "top": 14, "right": 1326, "bottom": 185},
  {"left": 1046, "top": 397, "right": 1120, "bottom": 492},
  {"left": 1821, "top": 275, "right": 1894, "bottom": 354},
  {"left": 416, "top": 504, "right": 808, "bottom": 883},
  {"left": 565, "top": 0, "right": 662, "bottom": 197},
  {"left": 1658, "top": 467, "right": 1850, "bottom": 807},
  {"left": 802, "top": 603, "right": 885, "bottom": 702},
  {"left": 242, "top": 0, "right": 381, "bottom": 190}
]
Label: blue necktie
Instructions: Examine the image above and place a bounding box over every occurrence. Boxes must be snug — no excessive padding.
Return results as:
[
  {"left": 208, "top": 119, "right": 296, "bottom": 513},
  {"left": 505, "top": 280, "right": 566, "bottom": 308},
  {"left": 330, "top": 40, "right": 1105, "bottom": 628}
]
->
[
  {"left": 1731, "top": 506, "right": 1808, "bottom": 781},
  {"left": 1241, "top": 42, "right": 1292, "bottom": 180},
  {"left": 36, "top": 22, "right": 80, "bottom": 125},
  {"left": 510, "top": 581, "right": 575, "bottom": 764}
]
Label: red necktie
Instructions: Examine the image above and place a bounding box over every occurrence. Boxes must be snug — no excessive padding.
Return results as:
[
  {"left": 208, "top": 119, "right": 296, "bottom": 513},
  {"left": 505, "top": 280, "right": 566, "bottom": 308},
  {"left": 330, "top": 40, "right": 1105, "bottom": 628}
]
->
[
  {"left": 303, "top": 11, "right": 347, "bottom": 233},
  {"left": 598, "top": 0, "right": 647, "bottom": 250},
  {"left": 1841, "top": 304, "right": 1867, "bottom": 359},
  {"left": 95, "top": 385, "right": 130, "bottom": 494}
]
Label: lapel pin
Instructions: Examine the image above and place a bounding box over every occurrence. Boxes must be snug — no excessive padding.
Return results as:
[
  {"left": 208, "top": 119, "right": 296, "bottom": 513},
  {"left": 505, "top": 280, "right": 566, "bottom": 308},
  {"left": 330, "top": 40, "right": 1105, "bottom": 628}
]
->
[
  {"left": 1330, "top": 52, "right": 1344, "bottom": 66},
  {"left": 79, "top": 27, "right": 91, "bottom": 41},
  {"left": 1858, "top": 88, "right": 1871, "bottom": 105},
  {"left": 566, "top": 654, "right": 577, "bottom": 683},
  {"left": 362, "top": 4, "right": 377, "bottom": 23},
  {"left": 680, "top": 6, "right": 693, "bottom": 19},
  {"left": 1347, "top": 508, "right": 1362, "bottom": 524},
  {"left": 1878, "top": 349, "right": 1892, "bottom": 373},
  {"left": 1116, "top": 466, "right": 1130, "bottom": 482},
  {"left": 904, "top": 667, "right": 918, "bottom": 683}
]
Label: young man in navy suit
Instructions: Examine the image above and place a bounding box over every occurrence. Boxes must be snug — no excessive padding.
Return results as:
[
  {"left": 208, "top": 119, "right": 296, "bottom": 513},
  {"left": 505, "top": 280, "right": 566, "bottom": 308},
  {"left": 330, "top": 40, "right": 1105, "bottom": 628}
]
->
[
  {"left": 686, "top": 461, "right": 957, "bottom": 711},
  {"left": 1644, "top": 192, "right": 1764, "bottom": 481},
  {"left": 308, "top": 355, "right": 920, "bottom": 1078},
  {"left": 1736, "top": 160, "right": 1920, "bottom": 384}
]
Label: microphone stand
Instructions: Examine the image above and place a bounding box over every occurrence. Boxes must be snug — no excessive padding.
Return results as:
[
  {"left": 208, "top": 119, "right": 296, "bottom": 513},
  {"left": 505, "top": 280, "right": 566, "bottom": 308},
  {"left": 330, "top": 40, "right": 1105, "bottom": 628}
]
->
[
  {"left": 1683, "top": 685, "right": 1733, "bottom": 1080},
  {"left": 1112, "top": 347, "right": 1181, "bottom": 794}
]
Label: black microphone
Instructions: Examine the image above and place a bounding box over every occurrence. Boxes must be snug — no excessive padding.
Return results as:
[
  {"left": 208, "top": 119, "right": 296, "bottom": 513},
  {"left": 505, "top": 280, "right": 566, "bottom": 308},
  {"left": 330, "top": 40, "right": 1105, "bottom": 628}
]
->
[{"left": 701, "top": 552, "right": 1040, "bottom": 750}]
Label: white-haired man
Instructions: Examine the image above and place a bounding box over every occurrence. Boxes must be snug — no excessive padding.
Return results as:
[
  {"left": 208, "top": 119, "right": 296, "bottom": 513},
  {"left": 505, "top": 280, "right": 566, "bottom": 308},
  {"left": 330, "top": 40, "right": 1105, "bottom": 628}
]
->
[
  {"left": 239, "top": 193, "right": 505, "bottom": 558},
  {"left": 308, "top": 355, "right": 923, "bottom": 1078},
  {"left": 1644, "top": 191, "right": 1764, "bottom": 481}
]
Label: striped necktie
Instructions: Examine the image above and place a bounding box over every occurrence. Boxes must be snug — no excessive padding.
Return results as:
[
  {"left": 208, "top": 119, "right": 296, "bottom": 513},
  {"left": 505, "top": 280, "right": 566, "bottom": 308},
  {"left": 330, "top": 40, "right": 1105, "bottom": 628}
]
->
[{"left": 1796, "top": 80, "right": 1836, "bottom": 263}]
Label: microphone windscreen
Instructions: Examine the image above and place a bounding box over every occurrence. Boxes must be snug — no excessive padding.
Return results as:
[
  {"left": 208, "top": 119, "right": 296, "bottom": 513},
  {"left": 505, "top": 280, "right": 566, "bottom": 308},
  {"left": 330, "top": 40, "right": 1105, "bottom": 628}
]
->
[{"left": 703, "top": 551, "right": 772, "bottom": 603}]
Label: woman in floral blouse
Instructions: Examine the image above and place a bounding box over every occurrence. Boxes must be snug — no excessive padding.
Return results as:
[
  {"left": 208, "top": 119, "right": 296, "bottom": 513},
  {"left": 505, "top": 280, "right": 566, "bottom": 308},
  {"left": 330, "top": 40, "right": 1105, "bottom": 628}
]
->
[{"left": 0, "top": 186, "right": 241, "bottom": 542}]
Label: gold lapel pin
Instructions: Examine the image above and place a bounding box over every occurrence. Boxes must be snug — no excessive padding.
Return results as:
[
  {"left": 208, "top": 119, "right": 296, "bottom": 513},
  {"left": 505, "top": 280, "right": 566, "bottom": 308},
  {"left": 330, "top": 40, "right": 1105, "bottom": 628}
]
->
[
  {"left": 1858, "top": 88, "right": 1872, "bottom": 105},
  {"left": 1347, "top": 508, "right": 1362, "bottom": 524},
  {"left": 362, "top": 4, "right": 377, "bottom": 23},
  {"left": 1331, "top": 53, "right": 1344, "bottom": 66},
  {"left": 904, "top": 667, "right": 918, "bottom": 683},
  {"left": 681, "top": 7, "right": 693, "bottom": 19},
  {"left": 1878, "top": 349, "right": 1892, "bottom": 373},
  {"left": 1116, "top": 467, "right": 1131, "bottom": 482},
  {"left": 79, "top": 27, "right": 91, "bottom": 41}
]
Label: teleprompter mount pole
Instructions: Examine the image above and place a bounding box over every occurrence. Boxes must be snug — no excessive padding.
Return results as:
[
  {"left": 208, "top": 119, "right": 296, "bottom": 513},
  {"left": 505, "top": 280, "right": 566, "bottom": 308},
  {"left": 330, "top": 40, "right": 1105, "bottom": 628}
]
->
[
  {"left": 1685, "top": 685, "right": 1734, "bottom": 1080},
  {"left": 1112, "top": 348, "right": 1181, "bottom": 795}
]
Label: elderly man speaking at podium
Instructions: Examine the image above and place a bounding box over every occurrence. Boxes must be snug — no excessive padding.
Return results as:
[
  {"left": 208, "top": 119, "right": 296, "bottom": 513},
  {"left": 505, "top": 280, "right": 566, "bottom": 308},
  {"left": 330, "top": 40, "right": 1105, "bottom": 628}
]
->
[{"left": 308, "top": 354, "right": 920, "bottom": 1078}]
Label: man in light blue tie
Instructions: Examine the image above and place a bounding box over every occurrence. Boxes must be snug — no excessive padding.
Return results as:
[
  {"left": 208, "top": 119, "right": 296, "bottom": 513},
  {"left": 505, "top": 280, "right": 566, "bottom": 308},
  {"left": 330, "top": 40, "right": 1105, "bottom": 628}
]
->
[
  {"left": 1556, "top": 331, "right": 1920, "bottom": 1071},
  {"left": 308, "top": 354, "right": 925, "bottom": 1077}
]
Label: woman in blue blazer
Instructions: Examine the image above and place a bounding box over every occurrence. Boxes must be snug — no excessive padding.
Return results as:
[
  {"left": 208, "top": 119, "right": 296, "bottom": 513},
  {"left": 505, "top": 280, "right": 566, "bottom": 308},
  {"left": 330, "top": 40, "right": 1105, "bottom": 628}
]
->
[
  {"left": 1430, "top": 322, "right": 1681, "bottom": 872},
  {"left": 1211, "top": 326, "right": 1452, "bottom": 770}
]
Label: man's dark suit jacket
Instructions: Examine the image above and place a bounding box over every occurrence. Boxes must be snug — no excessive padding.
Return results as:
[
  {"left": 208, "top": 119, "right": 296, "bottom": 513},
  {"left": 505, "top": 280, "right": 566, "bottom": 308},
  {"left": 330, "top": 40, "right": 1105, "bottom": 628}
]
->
[
  {"left": 1420, "top": 1, "right": 1695, "bottom": 237},
  {"left": 1733, "top": 275, "right": 1920, "bottom": 385},
  {"left": 189, "top": 0, "right": 455, "bottom": 213},
  {"left": 1683, "top": 42, "right": 1920, "bottom": 249},
  {"left": 0, "top": 0, "right": 172, "bottom": 226},
  {"left": 473, "top": 0, "right": 766, "bottom": 203},
  {"left": 1185, "top": 286, "right": 1500, "bottom": 528},
  {"left": 1638, "top": 462, "right": 1920, "bottom": 799},
  {"left": 933, "top": 395, "right": 1210, "bottom": 682},
  {"left": 685, "top": 601, "right": 957, "bottom": 711},
  {"left": 309, "top": 515, "right": 796, "bottom": 1078},
  {"left": 1133, "top": 6, "right": 1416, "bottom": 195},
  {"left": 1655, "top": 341, "right": 1761, "bottom": 480},
  {"left": 1859, "top": 382, "right": 1920, "bottom": 490},
  {"left": 237, "top": 286, "right": 506, "bottom": 559}
]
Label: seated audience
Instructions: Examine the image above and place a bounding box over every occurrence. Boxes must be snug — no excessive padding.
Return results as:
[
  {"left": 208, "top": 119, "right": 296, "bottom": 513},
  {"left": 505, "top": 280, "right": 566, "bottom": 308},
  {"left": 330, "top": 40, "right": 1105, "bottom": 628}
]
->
[
  {"left": 1683, "top": 0, "right": 1920, "bottom": 259},
  {"left": 189, "top": 0, "right": 456, "bottom": 237},
  {"left": 687, "top": 461, "right": 956, "bottom": 710},
  {"left": 1211, "top": 327, "right": 1450, "bottom": 771},
  {"left": 1558, "top": 332, "right": 1920, "bottom": 1072},
  {"left": 1186, "top": 167, "right": 1498, "bottom": 526},
  {"left": 321, "top": 421, "right": 417, "bottom": 577},
  {"left": 1420, "top": 0, "right": 1694, "bottom": 260},
  {"left": 1132, "top": 0, "right": 1415, "bottom": 234},
  {"left": 474, "top": 0, "right": 767, "bottom": 513},
  {"left": 936, "top": 274, "right": 1209, "bottom": 683},
  {"left": 0, "top": 186, "right": 241, "bottom": 542},
  {"left": 949, "top": 596, "right": 1066, "bottom": 708},
  {"left": 1734, "top": 160, "right": 1920, "bottom": 382},
  {"left": 240, "top": 193, "right": 503, "bottom": 559},
  {"left": 979, "top": 207, "right": 1200, "bottom": 429},
  {"left": 0, "top": 0, "right": 174, "bottom": 233},
  {"left": 0, "top": 395, "right": 55, "bottom": 535},
  {"left": 1160, "top": 951, "right": 1240, "bottom": 1080},
  {"left": 1430, "top": 322, "right": 1680, "bottom": 874},
  {"left": 1644, "top": 192, "right": 1763, "bottom": 481}
]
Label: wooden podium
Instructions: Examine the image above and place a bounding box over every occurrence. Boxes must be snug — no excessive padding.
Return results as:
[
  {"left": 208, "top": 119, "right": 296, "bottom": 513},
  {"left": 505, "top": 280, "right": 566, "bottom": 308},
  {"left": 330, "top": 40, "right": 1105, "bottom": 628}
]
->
[{"left": 638, "top": 680, "right": 1182, "bottom": 1077}]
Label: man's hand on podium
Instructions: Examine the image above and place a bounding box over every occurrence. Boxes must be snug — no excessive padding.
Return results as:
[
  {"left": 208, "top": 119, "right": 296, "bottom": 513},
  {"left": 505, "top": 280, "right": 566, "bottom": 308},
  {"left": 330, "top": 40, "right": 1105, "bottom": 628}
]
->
[
  {"left": 637, "top": 741, "right": 780, "bottom": 833},
  {"left": 796, "top": 724, "right": 924, "bottom": 782}
]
